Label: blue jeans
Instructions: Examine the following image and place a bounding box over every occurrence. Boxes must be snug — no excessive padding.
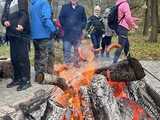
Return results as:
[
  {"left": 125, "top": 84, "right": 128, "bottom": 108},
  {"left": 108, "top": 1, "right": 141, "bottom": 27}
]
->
[
  {"left": 63, "top": 40, "right": 80, "bottom": 65},
  {"left": 91, "top": 32, "right": 101, "bottom": 49},
  {"left": 113, "top": 25, "right": 129, "bottom": 63}
]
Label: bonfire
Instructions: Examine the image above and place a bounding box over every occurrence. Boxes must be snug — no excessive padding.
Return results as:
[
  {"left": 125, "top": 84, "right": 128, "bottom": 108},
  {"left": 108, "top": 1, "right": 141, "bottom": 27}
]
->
[{"left": 2, "top": 43, "right": 160, "bottom": 120}]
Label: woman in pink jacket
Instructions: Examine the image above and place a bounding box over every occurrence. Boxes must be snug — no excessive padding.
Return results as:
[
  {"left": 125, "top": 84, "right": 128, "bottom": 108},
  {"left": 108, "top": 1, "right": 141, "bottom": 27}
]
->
[{"left": 113, "top": 0, "right": 138, "bottom": 63}]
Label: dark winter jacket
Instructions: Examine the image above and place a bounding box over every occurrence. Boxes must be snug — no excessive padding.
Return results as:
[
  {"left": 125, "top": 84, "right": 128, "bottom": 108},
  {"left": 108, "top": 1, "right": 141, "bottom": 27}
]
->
[
  {"left": 1, "top": 0, "right": 30, "bottom": 36},
  {"left": 59, "top": 3, "right": 87, "bottom": 41},
  {"left": 86, "top": 15, "right": 105, "bottom": 35}
]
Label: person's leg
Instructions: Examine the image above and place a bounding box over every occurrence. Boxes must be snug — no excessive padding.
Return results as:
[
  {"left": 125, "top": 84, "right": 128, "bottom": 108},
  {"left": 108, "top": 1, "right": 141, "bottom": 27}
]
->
[
  {"left": 72, "top": 40, "right": 81, "bottom": 67},
  {"left": 63, "top": 40, "right": 72, "bottom": 65},
  {"left": 113, "top": 26, "right": 128, "bottom": 63},
  {"left": 47, "top": 39, "right": 55, "bottom": 74},
  {"left": 34, "top": 39, "right": 50, "bottom": 83},
  {"left": 37, "top": 39, "right": 50, "bottom": 73},
  {"left": 105, "top": 36, "right": 112, "bottom": 57},
  {"left": 6, "top": 36, "right": 19, "bottom": 88},
  {"left": 124, "top": 38, "right": 129, "bottom": 57},
  {"left": 16, "top": 35, "right": 31, "bottom": 91},
  {"left": 33, "top": 41, "right": 40, "bottom": 75},
  {"left": 101, "top": 36, "right": 106, "bottom": 57},
  {"left": 91, "top": 32, "right": 100, "bottom": 57}
]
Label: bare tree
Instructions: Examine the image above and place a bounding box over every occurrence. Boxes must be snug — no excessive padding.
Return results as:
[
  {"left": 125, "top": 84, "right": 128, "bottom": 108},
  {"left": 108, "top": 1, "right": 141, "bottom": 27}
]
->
[
  {"left": 143, "top": 0, "right": 151, "bottom": 36},
  {"left": 149, "top": 0, "right": 158, "bottom": 42}
]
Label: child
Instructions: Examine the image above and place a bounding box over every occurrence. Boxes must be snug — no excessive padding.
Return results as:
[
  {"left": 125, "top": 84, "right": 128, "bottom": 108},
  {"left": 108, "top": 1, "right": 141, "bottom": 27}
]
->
[
  {"left": 101, "top": 8, "right": 113, "bottom": 57},
  {"left": 86, "top": 5, "right": 105, "bottom": 57}
]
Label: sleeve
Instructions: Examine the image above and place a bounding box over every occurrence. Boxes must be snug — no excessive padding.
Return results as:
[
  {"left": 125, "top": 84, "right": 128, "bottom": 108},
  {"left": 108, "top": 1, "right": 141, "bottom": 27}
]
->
[
  {"left": 41, "top": 1, "right": 56, "bottom": 33},
  {"left": 81, "top": 7, "right": 87, "bottom": 30},
  {"left": 1, "top": 1, "right": 9, "bottom": 26},
  {"left": 18, "top": 0, "right": 28, "bottom": 27},
  {"left": 121, "top": 3, "right": 137, "bottom": 28},
  {"left": 86, "top": 17, "right": 92, "bottom": 31}
]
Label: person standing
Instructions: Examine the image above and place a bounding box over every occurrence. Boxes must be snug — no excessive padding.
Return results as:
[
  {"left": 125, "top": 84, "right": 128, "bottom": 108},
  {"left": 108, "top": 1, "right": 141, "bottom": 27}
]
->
[
  {"left": 1, "top": 0, "right": 31, "bottom": 91},
  {"left": 59, "top": 0, "right": 87, "bottom": 68},
  {"left": 29, "top": 0, "right": 56, "bottom": 82},
  {"left": 86, "top": 5, "right": 105, "bottom": 58},
  {"left": 101, "top": 8, "right": 113, "bottom": 58},
  {"left": 113, "top": 0, "right": 138, "bottom": 63}
]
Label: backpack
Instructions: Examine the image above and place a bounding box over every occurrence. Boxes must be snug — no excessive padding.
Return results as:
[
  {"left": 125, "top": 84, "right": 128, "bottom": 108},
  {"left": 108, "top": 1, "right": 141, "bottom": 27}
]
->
[{"left": 108, "top": 1, "right": 126, "bottom": 31}]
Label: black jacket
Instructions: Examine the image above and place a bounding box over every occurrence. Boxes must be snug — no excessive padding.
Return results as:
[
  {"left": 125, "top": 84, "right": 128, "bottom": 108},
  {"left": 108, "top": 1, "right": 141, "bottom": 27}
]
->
[
  {"left": 1, "top": 0, "right": 30, "bottom": 36},
  {"left": 86, "top": 15, "right": 105, "bottom": 35}
]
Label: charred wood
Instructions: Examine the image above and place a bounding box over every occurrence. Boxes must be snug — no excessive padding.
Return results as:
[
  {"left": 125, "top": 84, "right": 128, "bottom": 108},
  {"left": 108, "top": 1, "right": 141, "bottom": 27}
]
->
[
  {"left": 0, "top": 58, "right": 13, "bottom": 78},
  {"left": 96, "top": 57, "right": 145, "bottom": 82},
  {"left": 128, "top": 81, "right": 160, "bottom": 119},
  {"left": 146, "top": 83, "right": 160, "bottom": 112},
  {"left": 79, "top": 86, "right": 94, "bottom": 120},
  {"left": 88, "top": 75, "right": 122, "bottom": 120}
]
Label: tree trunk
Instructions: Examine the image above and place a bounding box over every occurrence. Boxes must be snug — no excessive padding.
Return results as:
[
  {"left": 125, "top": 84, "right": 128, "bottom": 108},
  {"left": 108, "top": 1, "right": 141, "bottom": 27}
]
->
[
  {"left": 149, "top": 0, "right": 158, "bottom": 42},
  {"left": 143, "top": 0, "right": 151, "bottom": 36}
]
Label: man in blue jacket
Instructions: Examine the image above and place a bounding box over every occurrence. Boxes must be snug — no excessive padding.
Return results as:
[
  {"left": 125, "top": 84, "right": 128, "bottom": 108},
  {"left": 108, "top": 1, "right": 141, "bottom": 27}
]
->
[
  {"left": 59, "top": 0, "right": 87, "bottom": 68},
  {"left": 29, "top": 0, "right": 56, "bottom": 82}
]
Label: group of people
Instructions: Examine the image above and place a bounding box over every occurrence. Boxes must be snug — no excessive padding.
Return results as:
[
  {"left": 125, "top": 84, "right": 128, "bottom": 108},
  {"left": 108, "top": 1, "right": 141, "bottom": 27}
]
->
[{"left": 1, "top": 0, "right": 138, "bottom": 91}]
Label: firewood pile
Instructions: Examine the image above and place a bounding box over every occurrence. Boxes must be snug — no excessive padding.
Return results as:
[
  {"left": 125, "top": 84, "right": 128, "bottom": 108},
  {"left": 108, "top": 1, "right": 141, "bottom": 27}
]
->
[
  {"left": 2, "top": 57, "right": 160, "bottom": 120},
  {"left": 0, "top": 57, "right": 13, "bottom": 78}
]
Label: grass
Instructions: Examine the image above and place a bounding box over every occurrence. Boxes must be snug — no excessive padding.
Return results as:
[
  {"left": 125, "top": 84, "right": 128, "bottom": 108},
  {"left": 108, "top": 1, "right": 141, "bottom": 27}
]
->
[{"left": 0, "top": 32, "right": 160, "bottom": 63}]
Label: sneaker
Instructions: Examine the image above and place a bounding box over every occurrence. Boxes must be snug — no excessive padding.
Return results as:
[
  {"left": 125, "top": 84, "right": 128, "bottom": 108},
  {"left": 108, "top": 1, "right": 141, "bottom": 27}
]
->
[
  {"left": 17, "top": 82, "right": 31, "bottom": 91},
  {"left": 35, "top": 72, "right": 44, "bottom": 84},
  {"left": 7, "top": 81, "right": 19, "bottom": 88}
]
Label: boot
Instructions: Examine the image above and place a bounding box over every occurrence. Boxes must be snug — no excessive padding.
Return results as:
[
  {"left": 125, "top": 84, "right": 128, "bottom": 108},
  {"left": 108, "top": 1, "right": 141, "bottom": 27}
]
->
[
  {"left": 7, "top": 81, "right": 19, "bottom": 88},
  {"left": 17, "top": 78, "right": 31, "bottom": 91},
  {"left": 7, "top": 77, "right": 19, "bottom": 88}
]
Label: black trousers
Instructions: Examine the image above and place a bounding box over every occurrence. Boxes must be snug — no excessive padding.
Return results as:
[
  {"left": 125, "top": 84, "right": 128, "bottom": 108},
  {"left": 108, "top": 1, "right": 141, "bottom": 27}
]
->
[{"left": 8, "top": 34, "right": 30, "bottom": 84}]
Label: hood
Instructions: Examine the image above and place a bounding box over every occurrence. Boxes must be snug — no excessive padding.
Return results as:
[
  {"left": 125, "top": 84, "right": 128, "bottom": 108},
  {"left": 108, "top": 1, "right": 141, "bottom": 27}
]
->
[{"left": 116, "top": 0, "right": 127, "bottom": 5}]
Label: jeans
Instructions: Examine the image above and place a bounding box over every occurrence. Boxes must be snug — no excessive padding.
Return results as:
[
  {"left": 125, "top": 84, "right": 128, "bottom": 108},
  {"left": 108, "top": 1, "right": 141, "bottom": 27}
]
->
[
  {"left": 113, "top": 25, "right": 129, "bottom": 63},
  {"left": 63, "top": 40, "right": 80, "bottom": 65},
  {"left": 91, "top": 32, "right": 101, "bottom": 49},
  {"left": 8, "top": 35, "right": 30, "bottom": 84},
  {"left": 91, "top": 32, "right": 101, "bottom": 56}
]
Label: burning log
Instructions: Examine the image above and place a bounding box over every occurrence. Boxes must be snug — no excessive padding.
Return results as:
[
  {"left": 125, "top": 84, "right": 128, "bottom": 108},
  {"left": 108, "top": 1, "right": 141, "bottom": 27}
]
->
[
  {"left": 96, "top": 57, "right": 146, "bottom": 82},
  {"left": 88, "top": 75, "right": 122, "bottom": 120},
  {"left": 80, "top": 86, "right": 94, "bottom": 120},
  {"left": 42, "top": 76, "right": 69, "bottom": 91},
  {"left": 17, "top": 89, "right": 65, "bottom": 120},
  {"left": 0, "top": 58, "right": 13, "bottom": 78},
  {"left": 146, "top": 83, "right": 160, "bottom": 112},
  {"left": 128, "top": 81, "right": 160, "bottom": 119}
]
